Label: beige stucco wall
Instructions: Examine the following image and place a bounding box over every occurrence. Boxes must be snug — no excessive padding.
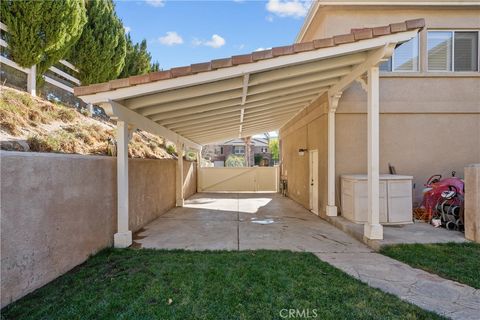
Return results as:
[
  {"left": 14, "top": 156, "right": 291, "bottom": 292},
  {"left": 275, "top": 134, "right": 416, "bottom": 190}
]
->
[
  {"left": 280, "top": 5, "right": 480, "bottom": 215},
  {"left": 0, "top": 151, "right": 196, "bottom": 307},
  {"left": 302, "top": 6, "right": 480, "bottom": 41},
  {"left": 280, "top": 96, "right": 329, "bottom": 216},
  {"left": 336, "top": 80, "right": 480, "bottom": 204},
  {"left": 281, "top": 81, "right": 479, "bottom": 208}
]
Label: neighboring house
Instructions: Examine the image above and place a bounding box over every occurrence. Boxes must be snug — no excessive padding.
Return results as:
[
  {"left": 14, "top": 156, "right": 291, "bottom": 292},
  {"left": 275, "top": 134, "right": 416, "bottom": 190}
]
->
[
  {"left": 203, "top": 137, "right": 272, "bottom": 167},
  {"left": 280, "top": 1, "right": 480, "bottom": 216}
]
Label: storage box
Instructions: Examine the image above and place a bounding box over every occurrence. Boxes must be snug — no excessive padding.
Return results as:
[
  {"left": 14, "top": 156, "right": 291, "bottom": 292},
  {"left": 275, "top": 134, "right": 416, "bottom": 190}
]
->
[{"left": 341, "top": 174, "right": 413, "bottom": 225}]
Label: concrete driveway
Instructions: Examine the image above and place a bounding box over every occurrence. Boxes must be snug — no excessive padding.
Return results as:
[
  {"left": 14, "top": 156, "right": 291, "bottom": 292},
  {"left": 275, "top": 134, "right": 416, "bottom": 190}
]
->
[{"left": 134, "top": 192, "right": 371, "bottom": 253}]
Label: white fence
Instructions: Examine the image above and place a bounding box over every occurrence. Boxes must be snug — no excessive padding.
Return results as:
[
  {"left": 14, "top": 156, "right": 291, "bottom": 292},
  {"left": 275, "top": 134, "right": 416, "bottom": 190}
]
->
[
  {"left": 198, "top": 166, "right": 279, "bottom": 192},
  {"left": 0, "top": 21, "right": 80, "bottom": 96}
]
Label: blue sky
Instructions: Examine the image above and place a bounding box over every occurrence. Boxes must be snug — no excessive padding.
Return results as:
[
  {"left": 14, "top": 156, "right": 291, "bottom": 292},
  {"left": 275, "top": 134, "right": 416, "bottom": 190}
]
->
[{"left": 115, "top": 0, "right": 311, "bottom": 70}]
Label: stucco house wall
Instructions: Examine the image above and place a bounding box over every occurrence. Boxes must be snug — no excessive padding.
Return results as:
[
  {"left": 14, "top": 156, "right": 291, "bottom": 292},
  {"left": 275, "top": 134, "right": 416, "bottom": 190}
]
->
[
  {"left": 281, "top": 4, "right": 480, "bottom": 213},
  {"left": 301, "top": 6, "right": 480, "bottom": 42},
  {"left": 0, "top": 151, "right": 196, "bottom": 307},
  {"left": 280, "top": 95, "right": 329, "bottom": 216}
]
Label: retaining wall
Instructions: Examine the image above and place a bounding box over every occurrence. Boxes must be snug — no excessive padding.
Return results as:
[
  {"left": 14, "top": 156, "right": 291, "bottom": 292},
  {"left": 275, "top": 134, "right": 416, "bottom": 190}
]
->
[{"left": 0, "top": 151, "right": 196, "bottom": 307}]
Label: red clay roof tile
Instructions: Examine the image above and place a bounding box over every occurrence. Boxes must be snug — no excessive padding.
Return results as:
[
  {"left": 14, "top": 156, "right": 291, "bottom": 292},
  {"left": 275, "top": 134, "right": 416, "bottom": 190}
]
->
[
  {"left": 170, "top": 66, "right": 192, "bottom": 78},
  {"left": 352, "top": 28, "right": 373, "bottom": 41},
  {"left": 191, "top": 62, "right": 212, "bottom": 74},
  {"left": 293, "top": 41, "right": 314, "bottom": 53},
  {"left": 372, "top": 26, "right": 391, "bottom": 37},
  {"left": 232, "top": 54, "right": 253, "bottom": 65},
  {"left": 74, "top": 19, "right": 425, "bottom": 97},
  {"left": 211, "top": 58, "right": 233, "bottom": 69},
  {"left": 149, "top": 70, "right": 172, "bottom": 81},
  {"left": 333, "top": 33, "right": 355, "bottom": 45},
  {"left": 129, "top": 74, "right": 151, "bottom": 85},
  {"left": 272, "top": 45, "right": 294, "bottom": 57},
  {"left": 74, "top": 82, "right": 111, "bottom": 96},
  {"left": 109, "top": 78, "right": 130, "bottom": 90},
  {"left": 390, "top": 22, "right": 407, "bottom": 33},
  {"left": 252, "top": 49, "right": 273, "bottom": 61},
  {"left": 406, "top": 18, "right": 425, "bottom": 30},
  {"left": 313, "top": 37, "right": 334, "bottom": 49}
]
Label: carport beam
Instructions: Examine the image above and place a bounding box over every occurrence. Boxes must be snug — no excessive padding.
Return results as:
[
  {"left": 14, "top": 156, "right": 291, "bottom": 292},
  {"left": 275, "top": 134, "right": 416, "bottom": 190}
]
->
[
  {"left": 364, "top": 66, "right": 383, "bottom": 240},
  {"left": 176, "top": 140, "right": 185, "bottom": 207},
  {"left": 114, "top": 120, "right": 133, "bottom": 248}
]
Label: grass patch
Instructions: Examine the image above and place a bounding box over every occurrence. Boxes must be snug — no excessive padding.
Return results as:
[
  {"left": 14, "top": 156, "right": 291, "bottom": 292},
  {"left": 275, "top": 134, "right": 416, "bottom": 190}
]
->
[
  {"left": 380, "top": 242, "right": 480, "bottom": 289},
  {"left": 2, "top": 249, "right": 443, "bottom": 320}
]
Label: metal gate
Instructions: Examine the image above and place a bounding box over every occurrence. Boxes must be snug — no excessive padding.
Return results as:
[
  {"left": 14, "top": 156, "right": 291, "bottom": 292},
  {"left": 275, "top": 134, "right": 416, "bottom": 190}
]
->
[{"left": 198, "top": 167, "right": 279, "bottom": 192}]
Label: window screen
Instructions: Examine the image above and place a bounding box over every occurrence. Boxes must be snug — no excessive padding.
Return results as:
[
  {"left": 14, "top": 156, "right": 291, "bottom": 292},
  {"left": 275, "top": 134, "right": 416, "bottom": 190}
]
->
[{"left": 454, "top": 32, "right": 479, "bottom": 71}]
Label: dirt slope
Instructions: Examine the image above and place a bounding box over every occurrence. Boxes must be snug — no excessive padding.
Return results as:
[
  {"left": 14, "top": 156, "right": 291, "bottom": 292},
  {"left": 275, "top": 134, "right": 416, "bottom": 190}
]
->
[{"left": 0, "top": 86, "right": 175, "bottom": 159}]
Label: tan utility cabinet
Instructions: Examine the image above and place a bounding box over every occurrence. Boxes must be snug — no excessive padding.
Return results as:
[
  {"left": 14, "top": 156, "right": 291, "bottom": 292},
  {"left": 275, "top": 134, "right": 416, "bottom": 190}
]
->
[{"left": 341, "top": 174, "right": 413, "bottom": 225}]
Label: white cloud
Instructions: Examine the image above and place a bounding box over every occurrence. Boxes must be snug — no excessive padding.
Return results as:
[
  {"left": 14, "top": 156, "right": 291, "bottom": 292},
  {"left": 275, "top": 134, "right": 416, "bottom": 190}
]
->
[
  {"left": 266, "top": 0, "right": 311, "bottom": 18},
  {"left": 192, "top": 34, "right": 226, "bottom": 49},
  {"left": 145, "top": 0, "right": 165, "bottom": 7},
  {"left": 158, "top": 31, "right": 183, "bottom": 46},
  {"left": 255, "top": 47, "right": 272, "bottom": 52},
  {"left": 205, "top": 34, "right": 226, "bottom": 48},
  {"left": 124, "top": 26, "right": 131, "bottom": 33},
  {"left": 266, "top": 15, "right": 274, "bottom": 22}
]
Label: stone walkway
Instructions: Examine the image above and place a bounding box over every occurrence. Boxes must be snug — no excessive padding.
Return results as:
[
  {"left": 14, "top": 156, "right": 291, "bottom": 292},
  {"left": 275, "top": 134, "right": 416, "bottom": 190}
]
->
[
  {"left": 137, "top": 193, "right": 479, "bottom": 319},
  {"left": 316, "top": 252, "right": 480, "bottom": 320}
]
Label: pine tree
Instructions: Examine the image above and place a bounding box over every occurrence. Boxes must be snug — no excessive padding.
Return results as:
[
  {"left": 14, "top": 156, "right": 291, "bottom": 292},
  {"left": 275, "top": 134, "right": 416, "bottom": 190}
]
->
[
  {"left": 119, "top": 34, "right": 152, "bottom": 78},
  {"left": 0, "top": 0, "right": 87, "bottom": 75},
  {"left": 68, "top": 0, "right": 126, "bottom": 85}
]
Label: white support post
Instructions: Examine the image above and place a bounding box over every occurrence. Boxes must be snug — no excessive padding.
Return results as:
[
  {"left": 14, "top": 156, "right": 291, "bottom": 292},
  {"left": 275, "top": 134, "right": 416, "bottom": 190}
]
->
[
  {"left": 326, "top": 92, "right": 342, "bottom": 216},
  {"left": 196, "top": 149, "right": 202, "bottom": 192},
  {"left": 27, "top": 65, "right": 36, "bottom": 96},
  {"left": 114, "top": 121, "right": 132, "bottom": 248},
  {"left": 364, "top": 66, "right": 383, "bottom": 240},
  {"left": 176, "top": 140, "right": 185, "bottom": 207}
]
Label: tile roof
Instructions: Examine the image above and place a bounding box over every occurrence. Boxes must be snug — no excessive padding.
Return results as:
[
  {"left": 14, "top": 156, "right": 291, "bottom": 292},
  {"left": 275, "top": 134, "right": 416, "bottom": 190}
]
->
[{"left": 74, "top": 18, "right": 425, "bottom": 97}]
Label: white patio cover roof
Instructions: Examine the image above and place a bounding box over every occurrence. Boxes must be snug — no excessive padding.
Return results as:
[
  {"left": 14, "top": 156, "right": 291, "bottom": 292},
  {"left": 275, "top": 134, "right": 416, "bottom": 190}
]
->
[{"left": 75, "top": 19, "right": 424, "bottom": 150}]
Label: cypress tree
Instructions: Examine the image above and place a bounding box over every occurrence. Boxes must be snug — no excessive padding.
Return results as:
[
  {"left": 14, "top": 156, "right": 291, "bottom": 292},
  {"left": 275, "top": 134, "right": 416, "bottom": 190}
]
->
[
  {"left": 0, "top": 0, "right": 87, "bottom": 75},
  {"left": 150, "top": 61, "right": 161, "bottom": 72},
  {"left": 119, "top": 34, "right": 152, "bottom": 78},
  {"left": 68, "top": 0, "right": 126, "bottom": 85}
]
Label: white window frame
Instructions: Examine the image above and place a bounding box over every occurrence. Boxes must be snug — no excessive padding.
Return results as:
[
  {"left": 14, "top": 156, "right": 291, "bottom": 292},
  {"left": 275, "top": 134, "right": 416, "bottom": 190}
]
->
[
  {"left": 261, "top": 147, "right": 268, "bottom": 153},
  {"left": 427, "top": 29, "right": 480, "bottom": 72},
  {"left": 381, "top": 35, "right": 419, "bottom": 73},
  {"left": 234, "top": 146, "right": 245, "bottom": 155}
]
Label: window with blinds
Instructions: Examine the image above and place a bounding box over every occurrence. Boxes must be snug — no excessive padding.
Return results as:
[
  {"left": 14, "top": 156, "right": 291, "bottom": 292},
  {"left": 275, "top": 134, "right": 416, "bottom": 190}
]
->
[
  {"left": 454, "top": 32, "right": 479, "bottom": 71},
  {"left": 428, "top": 31, "right": 479, "bottom": 72},
  {"left": 380, "top": 35, "right": 419, "bottom": 72}
]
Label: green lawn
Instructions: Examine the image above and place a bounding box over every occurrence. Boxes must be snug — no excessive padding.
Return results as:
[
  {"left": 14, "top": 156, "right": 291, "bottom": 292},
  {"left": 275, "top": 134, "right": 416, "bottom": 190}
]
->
[
  {"left": 380, "top": 242, "right": 480, "bottom": 289},
  {"left": 2, "top": 249, "right": 443, "bottom": 320}
]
